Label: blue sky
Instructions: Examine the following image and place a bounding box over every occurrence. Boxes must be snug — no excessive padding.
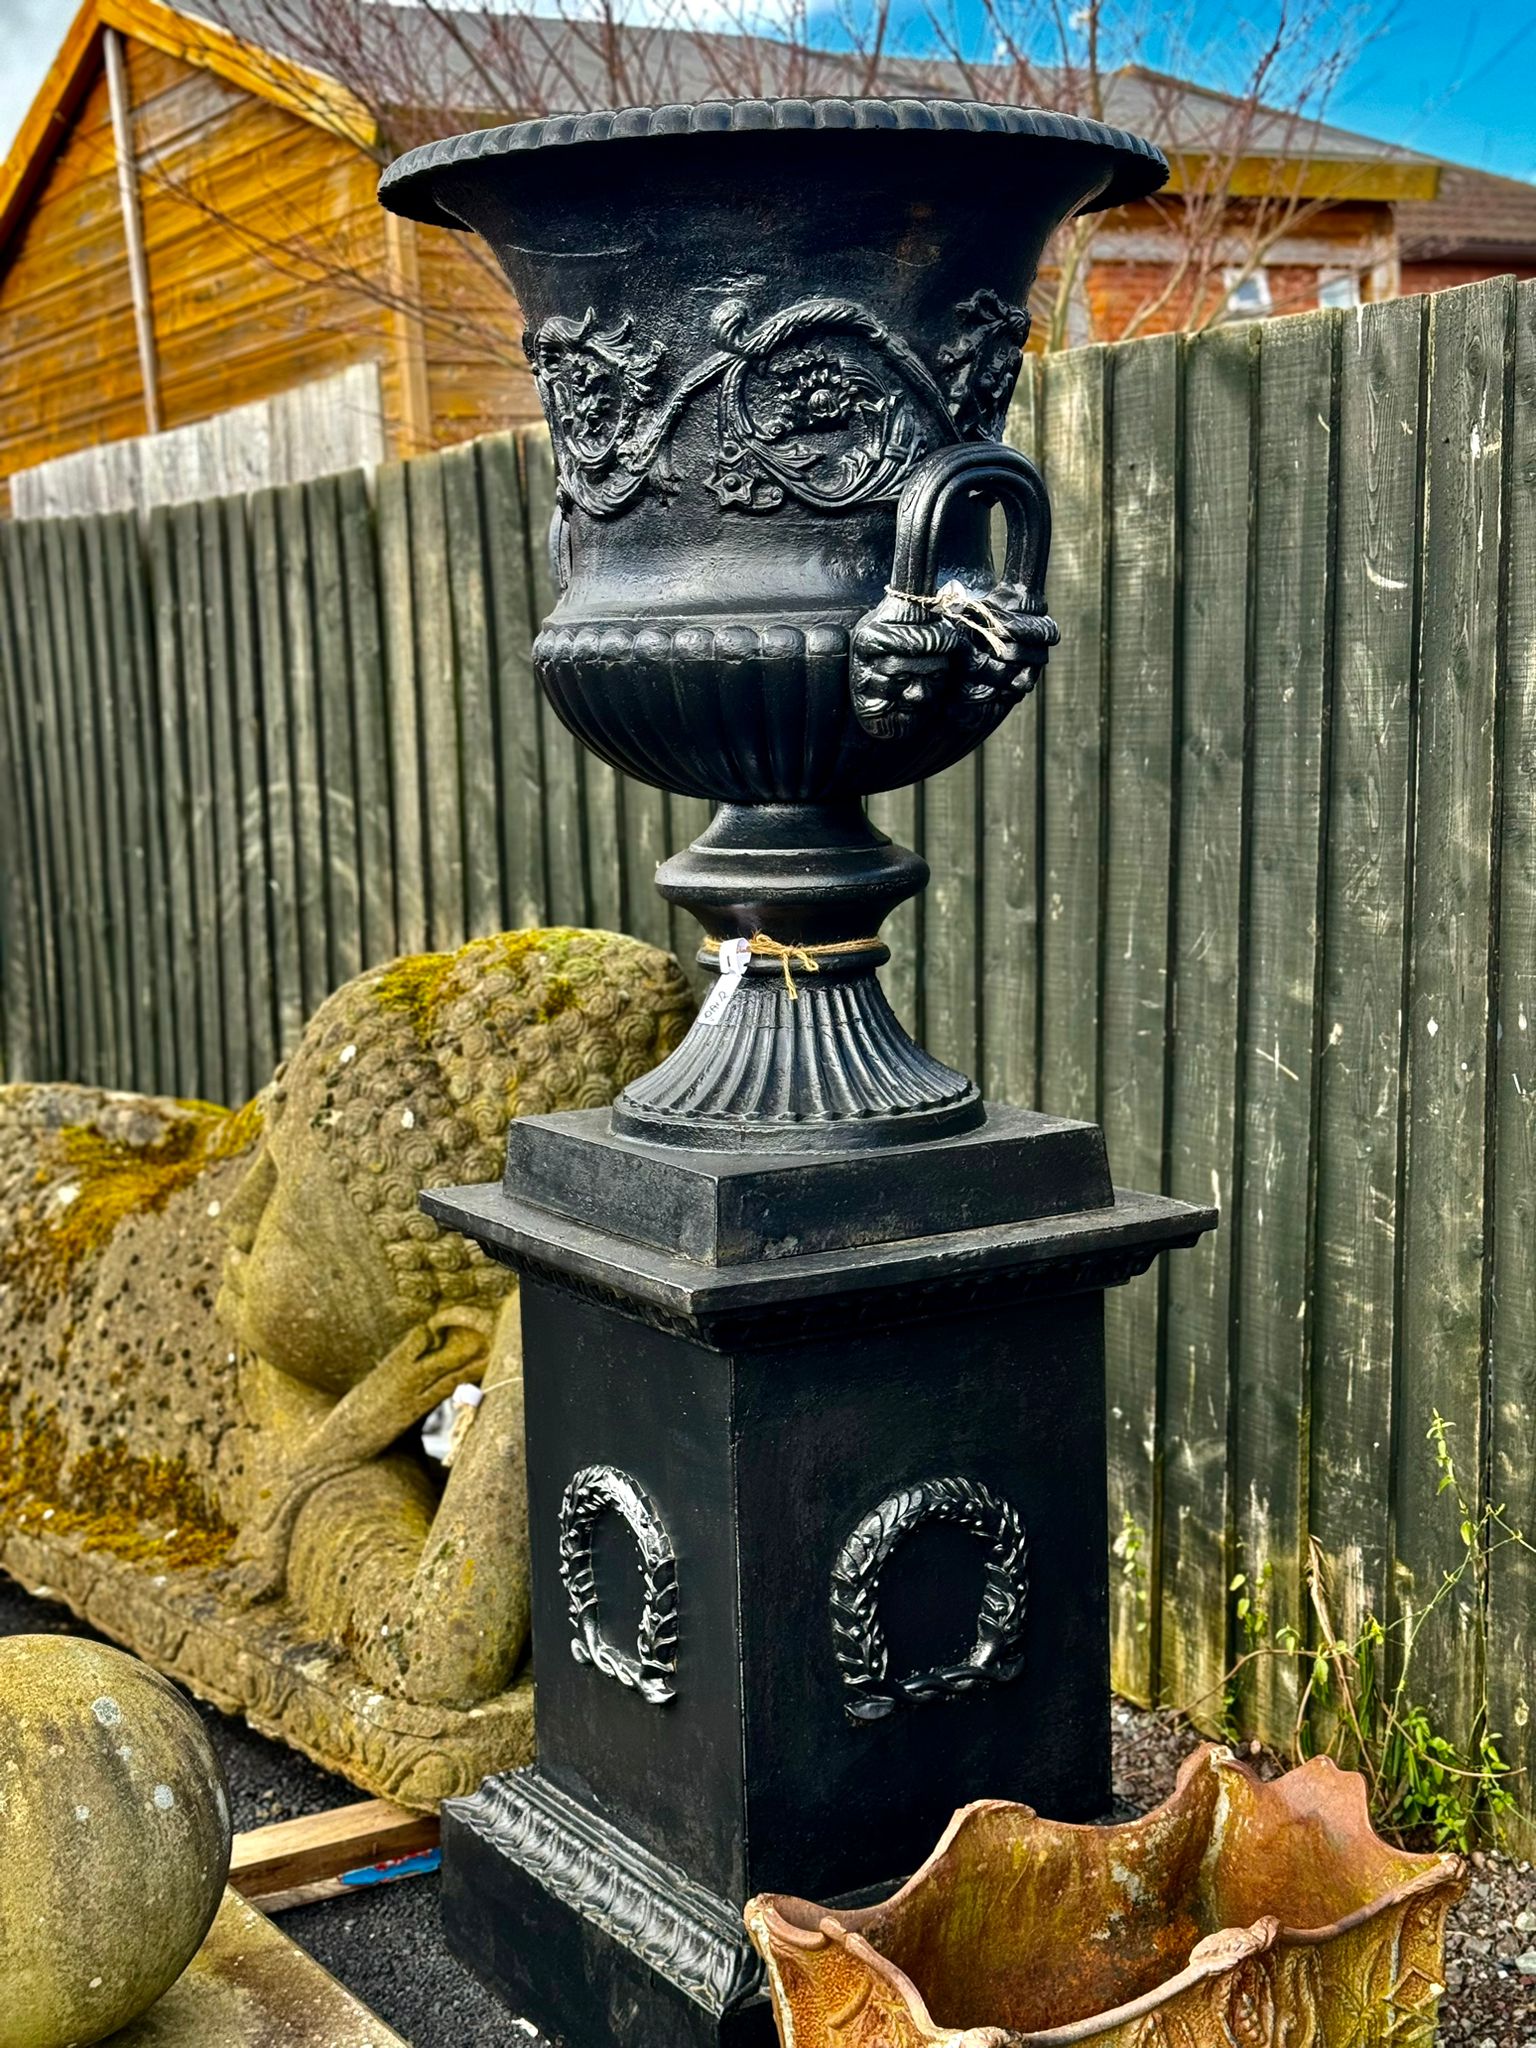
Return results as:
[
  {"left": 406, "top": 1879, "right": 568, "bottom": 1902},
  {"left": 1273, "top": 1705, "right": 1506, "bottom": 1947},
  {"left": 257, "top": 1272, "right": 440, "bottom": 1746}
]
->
[{"left": 1, "top": 0, "right": 1533, "bottom": 180}]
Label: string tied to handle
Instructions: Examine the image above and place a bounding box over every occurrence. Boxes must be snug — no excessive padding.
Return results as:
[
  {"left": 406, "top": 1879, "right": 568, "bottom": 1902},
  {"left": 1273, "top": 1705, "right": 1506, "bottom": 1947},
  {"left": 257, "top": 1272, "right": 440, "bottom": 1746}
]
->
[{"left": 884, "top": 578, "right": 1024, "bottom": 662}]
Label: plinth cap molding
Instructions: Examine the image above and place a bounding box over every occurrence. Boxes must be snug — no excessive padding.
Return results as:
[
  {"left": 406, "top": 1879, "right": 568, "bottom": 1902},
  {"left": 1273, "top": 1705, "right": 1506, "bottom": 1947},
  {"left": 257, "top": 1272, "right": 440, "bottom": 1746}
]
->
[{"left": 378, "top": 96, "right": 1169, "bottom": 226}]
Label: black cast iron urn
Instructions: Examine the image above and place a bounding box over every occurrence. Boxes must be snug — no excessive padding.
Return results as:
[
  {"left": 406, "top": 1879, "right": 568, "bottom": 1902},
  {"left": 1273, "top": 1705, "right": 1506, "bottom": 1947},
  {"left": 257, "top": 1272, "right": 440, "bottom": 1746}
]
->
[{"left": 381, "top": 98, "right": 1214, "bottom": 2048}]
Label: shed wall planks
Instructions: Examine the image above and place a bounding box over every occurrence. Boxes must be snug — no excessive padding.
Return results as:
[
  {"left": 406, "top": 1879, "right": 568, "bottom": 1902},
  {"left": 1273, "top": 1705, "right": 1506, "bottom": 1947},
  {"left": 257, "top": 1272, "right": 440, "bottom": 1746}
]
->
[{"left": 3, "top": 283, "right": 1535, "bottom": 1847}]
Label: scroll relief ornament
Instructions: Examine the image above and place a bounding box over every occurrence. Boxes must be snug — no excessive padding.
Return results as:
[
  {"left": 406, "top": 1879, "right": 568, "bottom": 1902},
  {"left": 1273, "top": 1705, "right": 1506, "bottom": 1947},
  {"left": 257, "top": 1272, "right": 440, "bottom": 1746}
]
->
[
  {"left": 558, "top": 1464, "right": 679, "bottom": 1706},
  {"left": 828, "top": 1474, "right": 1028, "bottom": 1722},
  {"left": 524, "top": 288, "right": 1030, "bottom": 521}
]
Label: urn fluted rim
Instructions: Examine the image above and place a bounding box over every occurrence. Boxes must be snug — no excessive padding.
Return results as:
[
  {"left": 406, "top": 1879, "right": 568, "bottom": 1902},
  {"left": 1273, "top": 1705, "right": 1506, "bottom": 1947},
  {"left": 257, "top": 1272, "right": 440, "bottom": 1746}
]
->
[{"left": 377, "top": 95, "right": 1169, "bottom": 227}]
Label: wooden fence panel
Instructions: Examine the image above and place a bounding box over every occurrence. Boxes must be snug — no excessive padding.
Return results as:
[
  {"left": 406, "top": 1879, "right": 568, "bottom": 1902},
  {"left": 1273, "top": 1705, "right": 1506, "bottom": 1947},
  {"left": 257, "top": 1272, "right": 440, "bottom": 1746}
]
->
[
  {"left": 1309, "top": 296, "right": 1425, "bottom": 1656},
  {"left": 1232, "top": 311, "right": 1337, "bottom": 1739},
  {"left": 1489, "top": 279, "right": 1536, "bottom": 1832},
  {"left": 1396, "top": 278, "right": 1510, "bottom": 1743},
  {"left": 1035, "top": 345, "right": 1109, "bottom": 1127},
  {"left": 2, "top": 285, "right": 1534, "bottom": 1841},
  {"left": 1101, "top": 332, "right": 1182, "bottom": 1704},
  {"left": 1158, "top": 321, "right": 1255, "bottom": 1717}
]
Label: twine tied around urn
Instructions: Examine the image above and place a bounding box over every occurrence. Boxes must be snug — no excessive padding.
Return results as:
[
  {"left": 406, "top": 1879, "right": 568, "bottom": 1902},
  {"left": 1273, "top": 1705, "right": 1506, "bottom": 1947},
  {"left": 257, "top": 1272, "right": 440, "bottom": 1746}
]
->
[{"left": 746, "top": 932, "right": 884, "bottom": 999}]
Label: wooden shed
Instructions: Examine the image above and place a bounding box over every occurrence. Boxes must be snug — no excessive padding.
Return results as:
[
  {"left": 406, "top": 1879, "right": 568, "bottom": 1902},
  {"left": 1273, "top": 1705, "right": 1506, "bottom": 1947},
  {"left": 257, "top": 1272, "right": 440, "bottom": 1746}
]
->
[
  {"left": 0, "top": 0, "right": 532, "bottom": 512},
  {"left": 0, "top": 1, "right": 1449, "bottom": 514}
]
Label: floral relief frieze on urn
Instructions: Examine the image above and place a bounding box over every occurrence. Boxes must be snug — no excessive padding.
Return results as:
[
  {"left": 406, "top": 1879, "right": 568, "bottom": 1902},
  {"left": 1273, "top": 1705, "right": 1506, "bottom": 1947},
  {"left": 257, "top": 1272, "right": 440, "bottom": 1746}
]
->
[{"left": 380, "top": 99, "right": 1169, "bottom": 1152}]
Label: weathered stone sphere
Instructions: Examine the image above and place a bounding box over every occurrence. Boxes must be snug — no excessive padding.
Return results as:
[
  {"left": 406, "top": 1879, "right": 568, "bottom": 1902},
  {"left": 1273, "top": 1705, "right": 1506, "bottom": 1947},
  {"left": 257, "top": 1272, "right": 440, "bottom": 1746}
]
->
[{"left": 0, "top": 1635, "right": 231, "bottom": 2048}]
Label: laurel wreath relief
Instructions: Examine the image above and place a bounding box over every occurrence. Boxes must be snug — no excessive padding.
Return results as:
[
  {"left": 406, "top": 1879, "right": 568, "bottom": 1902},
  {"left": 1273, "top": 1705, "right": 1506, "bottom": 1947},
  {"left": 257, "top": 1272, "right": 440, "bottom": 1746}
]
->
[
  {"left": 558, "top": 1464, "right": 679, "bottom": 1706},
  {"left": 829, "top": 1474, "right": 1029, "bottom": 1722}
]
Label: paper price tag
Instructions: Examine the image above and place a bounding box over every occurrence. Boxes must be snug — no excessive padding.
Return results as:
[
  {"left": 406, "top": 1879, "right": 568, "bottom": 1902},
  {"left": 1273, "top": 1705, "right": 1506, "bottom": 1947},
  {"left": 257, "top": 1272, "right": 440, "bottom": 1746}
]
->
[{"left": 696, "top": 937, "right": 752, "bottom": 1027}]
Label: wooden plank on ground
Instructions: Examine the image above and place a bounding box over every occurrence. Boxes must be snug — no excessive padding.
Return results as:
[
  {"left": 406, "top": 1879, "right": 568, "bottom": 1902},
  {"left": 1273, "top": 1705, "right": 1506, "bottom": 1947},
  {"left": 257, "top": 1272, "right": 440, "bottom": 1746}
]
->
[
  {"left": 1036, "top": 344, "right": 1109, "bottom": 1125},
  {"left": 338, "top": 469, "right": 395, "bottom": 973},
  {"left": 1101, "top": 332, "right": 1181, "bottom": 1705},
  {"left": 1158, "top": 320, "right": 1255, "bottom": 1722},
  {"left": 229, "top": 1799, "right": 438, "bottom": 1911},
  {"left": 483, "top": 430, "right": 546, "bottom": 931},
  {"left": 980, "top": 367, "right": 1044, "bottom": 1107},
  {"left": 1232, "top": 310, "right": 1338, "bottom": 1744},
  {"left": 1309, "top": 296, "right": 1425, "bottom": 1670},
  {"left": 1397, "top": 279, "right": 1509, "bottom": 1750},
  {"left": 523, "top": 432, "right": 588, "bottom": 928},
  {"left": 407, "top": 452, "right": 466, "bottom": 951},
  {"left": 1488, "top": 277, "right": 1536, "bottom": 1853}
]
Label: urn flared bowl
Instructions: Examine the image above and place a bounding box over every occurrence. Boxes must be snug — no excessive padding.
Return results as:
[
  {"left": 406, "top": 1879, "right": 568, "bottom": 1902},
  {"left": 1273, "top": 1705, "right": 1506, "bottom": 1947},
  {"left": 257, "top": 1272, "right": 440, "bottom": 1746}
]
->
[{"left": 381, "top": 100, "right": 1165, "bottom": 805}]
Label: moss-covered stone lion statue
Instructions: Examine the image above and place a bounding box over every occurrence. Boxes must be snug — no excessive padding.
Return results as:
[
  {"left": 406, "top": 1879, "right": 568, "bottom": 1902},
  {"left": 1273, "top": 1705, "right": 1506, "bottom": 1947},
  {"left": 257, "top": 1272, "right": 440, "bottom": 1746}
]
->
[{"left": 0, "top": 929, "right": 693, "bottom": 1806}]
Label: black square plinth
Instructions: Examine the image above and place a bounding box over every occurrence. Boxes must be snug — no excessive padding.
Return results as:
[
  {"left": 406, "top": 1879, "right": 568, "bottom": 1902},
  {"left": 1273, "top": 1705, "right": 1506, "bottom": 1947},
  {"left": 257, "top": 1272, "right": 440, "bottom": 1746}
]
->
[{"left": 424, "top": 1107, "right": 1214, "bottom": 2048}]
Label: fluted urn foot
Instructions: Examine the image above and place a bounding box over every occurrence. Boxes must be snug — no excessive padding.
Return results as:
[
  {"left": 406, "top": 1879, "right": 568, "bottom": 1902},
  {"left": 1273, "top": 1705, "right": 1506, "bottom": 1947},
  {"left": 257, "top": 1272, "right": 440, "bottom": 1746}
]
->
[{"left": 612, "top": 802, "right": 981, "bottom": 1153}]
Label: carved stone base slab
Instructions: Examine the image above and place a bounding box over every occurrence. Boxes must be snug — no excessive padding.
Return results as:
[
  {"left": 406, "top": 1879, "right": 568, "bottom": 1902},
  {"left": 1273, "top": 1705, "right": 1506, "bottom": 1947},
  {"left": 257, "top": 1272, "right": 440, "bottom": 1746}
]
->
[
  {"left": 443, "top": 1768, "right": 773, "bottom": 2048},
  {"left": 0, "top": 1521, "right": 533, "bottom": 1809}
]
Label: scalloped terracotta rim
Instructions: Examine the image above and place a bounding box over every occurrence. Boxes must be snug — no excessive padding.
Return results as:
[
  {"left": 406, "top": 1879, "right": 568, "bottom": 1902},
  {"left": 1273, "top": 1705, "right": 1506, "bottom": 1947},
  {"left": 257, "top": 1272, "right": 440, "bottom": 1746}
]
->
[
  {"left": 749, "top": 1743, "right": 1466, "bottom": 2046},
  {"left": 378, "top": 97, "right": 1168, "bottom": 228}
]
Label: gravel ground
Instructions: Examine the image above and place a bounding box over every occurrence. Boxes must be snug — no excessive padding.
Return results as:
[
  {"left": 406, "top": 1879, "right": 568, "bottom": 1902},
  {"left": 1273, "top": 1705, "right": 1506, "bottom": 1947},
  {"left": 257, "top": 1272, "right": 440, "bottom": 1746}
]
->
[{"left": 2, "top": 1579, "right": 1531, "bottom": 2044}]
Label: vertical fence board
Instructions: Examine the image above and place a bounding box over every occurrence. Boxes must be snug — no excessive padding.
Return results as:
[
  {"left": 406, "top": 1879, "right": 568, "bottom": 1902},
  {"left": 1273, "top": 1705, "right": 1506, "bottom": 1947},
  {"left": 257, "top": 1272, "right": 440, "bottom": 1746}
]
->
[
  {"left": 173, "top": 500, "right": 225, "bottom": 1098},
  {"left": 1489, "top": 278, "right": 1536, "bottom": 1824},
  {"left": 40, "top": 519, "right": 103, "bottom": 1084},
  {"left": 198, "top": 499, "right": 247, "bottom": 1106},
  {"left": 1037, "top": 345, "right": 1109, "bottom": 1124},
  {"left": 981, "top": 369, "right": 1044, "bottom": 1106},
  {"left": 222, "top": 498, "right": 276, "bottom": 1096},
  {"left": 406, "top": 455, "right": 465, "bottom": 952},
  {"left": 1102, "top": 333, "right": 1181, "bottom": 1703},
  {"left": 116, "top": 509, "right": 172, "bottom": 1091},
  {"left": 339, "top": 471, "right": 395, "bottom": 976},
  {"left": 922, "top": 755, "right": 979, "bottom": 1077},
  {"left": 3, "top": 530, "right": 64, "bottom": 1078},
  {"left": 483, "top": 432, "right": 546, "bottom": 930},
  {"left": 0, "top": 541, "right": 42, "bottom": 1078},
  {"left": 867, "top": 784, "right": 921, "bottom": 1035},
  {"left": 1158, "top": 322, "right": 1255, "bottom": 1716},
  {"left": 443, "top": 443, "right": 500, "bottom": 942},
  {"left": 59, "top": 519, "right": 119, "bottom": 1087},
  {"left": 1397, "top": 278, "right": 1510, "bottom": 1746},
  {"left": 251, "top": 489, "right": 305, "bottom": 1058},
  {"left": 277, "top": 486, "right": 330, "bottom": 1018},
  {"left": 81, "top": 518, "right": 131, "bottom": 1087},
  {"left": 1310, "top": 298, "right": 1425, "bottom": 1657},
  {"left": 309, "top": 476, "right": 363, "bottom": 994},
  {"left": 1233, "top": 311, "right": 1338, "bottom": 1738},
  {"left": 147, "top": 508, "right": 197, "bottom": 1090},
  {"left": 377, "top": 461, "right": 427, "bottom": 955},
  {"left": 523, "top": 434, "right": 588, "bottom": 928}
]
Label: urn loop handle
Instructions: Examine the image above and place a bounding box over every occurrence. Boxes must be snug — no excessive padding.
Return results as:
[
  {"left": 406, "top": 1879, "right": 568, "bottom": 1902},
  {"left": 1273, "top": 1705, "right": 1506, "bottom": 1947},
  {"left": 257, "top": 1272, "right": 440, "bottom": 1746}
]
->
[{"left": 850, "top": 442, "right": 1060, "bottom": 741}]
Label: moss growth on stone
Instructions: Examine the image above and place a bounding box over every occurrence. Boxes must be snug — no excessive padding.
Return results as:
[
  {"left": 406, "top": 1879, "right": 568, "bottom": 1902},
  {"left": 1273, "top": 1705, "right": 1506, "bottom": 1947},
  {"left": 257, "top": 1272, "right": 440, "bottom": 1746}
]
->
[
  {"left": 0, "top": 1097, "right": 264, "bottom": 1324},
  {"left": 0, "top": 1400, "right": 234, "bottom": 1574}
]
